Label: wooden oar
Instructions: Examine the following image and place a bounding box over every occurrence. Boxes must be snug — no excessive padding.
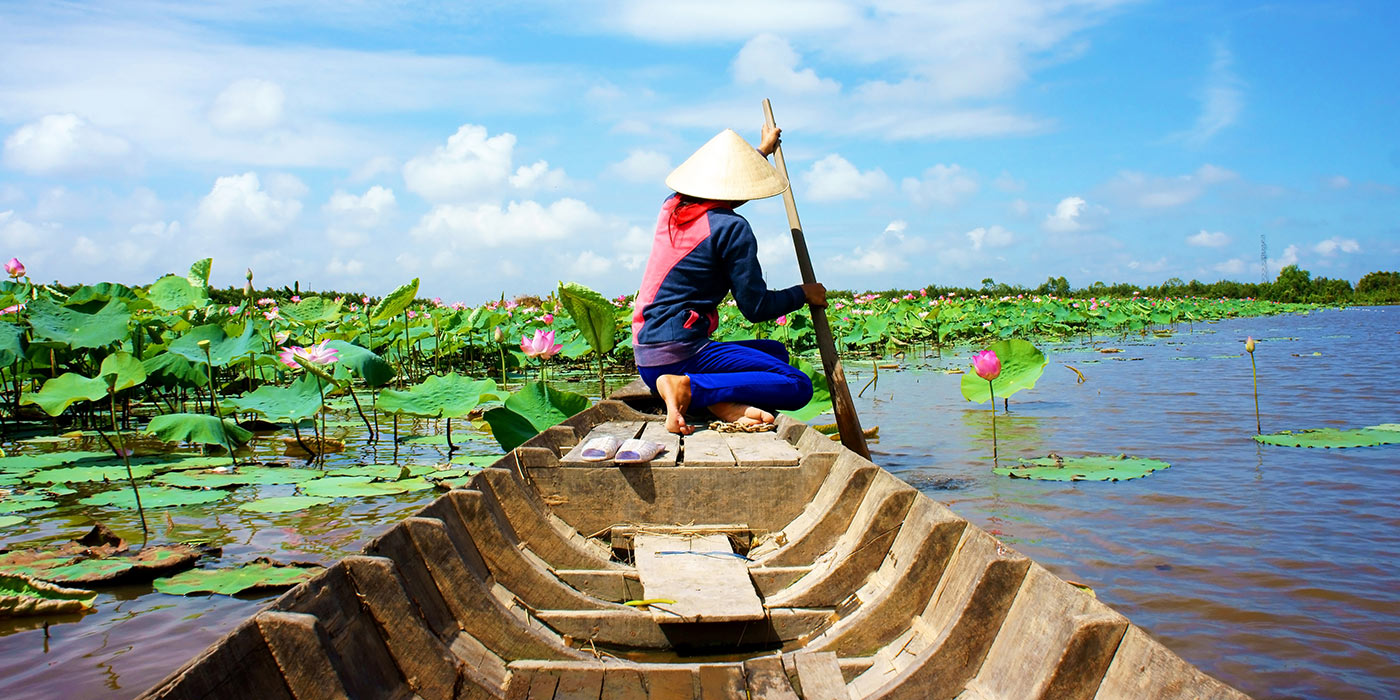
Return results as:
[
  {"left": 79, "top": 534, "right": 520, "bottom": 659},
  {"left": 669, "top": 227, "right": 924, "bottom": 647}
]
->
[{"left": 762, "top": 99, "right": 871, "bottom": 459}]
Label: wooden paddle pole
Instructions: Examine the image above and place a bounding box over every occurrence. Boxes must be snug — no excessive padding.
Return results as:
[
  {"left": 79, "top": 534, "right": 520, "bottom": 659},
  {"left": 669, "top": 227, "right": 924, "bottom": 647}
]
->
[{"left": 763, "top": 99, "right": 870, "bottom": 460}]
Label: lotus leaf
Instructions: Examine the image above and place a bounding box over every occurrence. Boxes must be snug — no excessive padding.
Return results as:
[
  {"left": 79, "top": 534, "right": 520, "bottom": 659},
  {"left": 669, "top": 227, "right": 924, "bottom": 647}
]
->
[
  {"left": 226, "top": 375, "right": 324, "bottom": 422},
  {"left": 280, "top": 296, "right": 342, "bottom": 324},
  {"left": 1370, "top": 423, "right": 1400, "bottom": 432},
  {"left": 376, "top": 373, "right": 500, "bottom": 419},
  {"left": 238, "top": 496, "right": 334, "bottom": 513},
  {"left": 153, "top": 559, "right": 321, "bottom": 596},
  {"left": 167, "top": 323, "right": 259, "bottom": 367},
  {"left": 0, "top": 451, "right": 112, "bottom": 475},
  {"left": 21, "top": 559, "right": 133, "bottom": 584},
  {"left": 142, "top": 352, "right": 208, "bottom": 387},
  {"left": 1254, "top": 427, "right": 1400, "bottom": 449},
  {"left": 372, "top": 278, "right": 419, "bottom": 322},
  {"left": 0, "top": 322, "right": 25, "bottom": 367},
  {"left": 0, "top": 573, "right": 96, "bottom": 617},
  {"left": 146, "top": 413, "right": 253, "bottom": 447},
  {"left": 960, "top": 339, "right": 1048, "bottom": 404},
  {"left": 449, "top": 454, "right": 501, "bottom": 467},
  {"left": 146, "top": 274, "right": 209, "bottom": 311},
  {"left": 326, "top": 340, "right": 394, "bottom": 387},
  {"left": 997, "top": 454, "right": 1169, "bottom": 481},
  {"left": 155, "top": 467, "right": 321, "bottom": 488},
  {"left": 26, "top": 462, "right": 159, "bottom": 484},
  {"left": 332, "top": 463, "right": 433, "bottom": 479},
  {"left": 80, "top": 486, "right": 229, "bottom": 509},
  {"left": 187, "top": 258, "right": 213, "bottom": 289},
  {"left": 0, "top": 493, "right": 57, "bottom": 513},
  {"left": 483, "top": 381, "right": 589, "bottom": 452},
  {"left": 99, "top": 351, "right": 146, "bottom": 392},
  {"left": 299, "top": 476, "right": 412, "bottom": 498},
  {"left": 0, "top": 515, "right": 23, "bottom": 528},
  {"left": 558, "top": 282, "right": 617, "bottom": 355},
  {"left": 26, "top": 298, "right": 131, "bottom": 350},
  {"left": 21, "top": 373, "right": 111, "bottom": 417},
  {"left": 65, "top": 283, "right": 138, "bottom": 306}
]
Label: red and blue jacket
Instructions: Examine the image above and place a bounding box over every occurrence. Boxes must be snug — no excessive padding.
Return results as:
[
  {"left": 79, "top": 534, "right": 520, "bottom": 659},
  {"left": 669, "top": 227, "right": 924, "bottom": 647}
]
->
[{"left": 631, "top": 194, "right": 806, "bottom": 367}]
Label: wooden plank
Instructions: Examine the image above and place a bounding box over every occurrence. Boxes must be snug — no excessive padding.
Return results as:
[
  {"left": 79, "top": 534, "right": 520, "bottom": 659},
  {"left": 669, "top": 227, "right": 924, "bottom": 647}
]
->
[
  {"left": 793, "top": 652, "right": 846, "bottom": 700},
  {"left": 743, "top": 656, "right": 800, "bottom": 700},
  {"left": 678, "top": 429, "right": 735, "bottom": 467},
  {"left": 722, "top": 431, "right": 801, "bottom": 466},
  {"left": 600, "top": 667, "right": 648, "bottom": 700},
  {"left": 554, "top": 668, "right": 604, "bottom": 700},
  {"left": 642, "top": 668, "right": 695, "bottom": 699},
  {"left": 560, "top": 421, "right": 646, "bottom": 466},
  {"left": 637, "top": 422, "right": 679, "bottom": 467},
  {"left": 698, "top": 664, "right": 746, "bottom": 699},
  {"left": 634, "top": 533, "right": 764, "bottom": 623},
  {"left": 526, "top": 670, "right": 560, "bottom": 699}
]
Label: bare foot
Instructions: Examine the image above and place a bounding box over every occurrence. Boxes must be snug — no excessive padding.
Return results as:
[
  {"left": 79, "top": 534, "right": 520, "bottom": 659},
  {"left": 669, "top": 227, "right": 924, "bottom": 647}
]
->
[
  {"left": 709, "top": 401, "right": 775, "bottom": 427},
  {"left": 656, "top": 375, "right": 694, "bottom": 435}
]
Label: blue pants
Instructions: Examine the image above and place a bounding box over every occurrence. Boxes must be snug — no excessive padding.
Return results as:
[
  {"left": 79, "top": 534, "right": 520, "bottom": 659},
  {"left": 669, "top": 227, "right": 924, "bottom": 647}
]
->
[{"left": 638, "top": 339, "right": 813, "bottom": 412}]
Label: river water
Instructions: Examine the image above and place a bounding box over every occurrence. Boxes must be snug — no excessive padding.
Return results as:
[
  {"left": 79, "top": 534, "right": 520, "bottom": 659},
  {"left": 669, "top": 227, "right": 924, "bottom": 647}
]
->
[{"left": 0, "top": 307, "right": 1395, "bottom": 698}]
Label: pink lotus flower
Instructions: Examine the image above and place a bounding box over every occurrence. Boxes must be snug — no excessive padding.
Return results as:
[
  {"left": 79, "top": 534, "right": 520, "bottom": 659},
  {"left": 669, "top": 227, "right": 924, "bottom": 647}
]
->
[
  {"left": 263, "top": 307, "right": 279, "bottom": 321},
  {"left": 257, "top": 297, "right": 275, "bottom": 306},
  {"left": 273, "top": 331, "right": 291, "bottom": 345},
  {"left": 361, "top": 296, "right": 370, "bottom": 304},
  {"left": 407, "top": 309, "right": 417, "bottom": 319},
  {"left": 972, "top": 349, "right": 1001, "bottom": 381},
  {"left": 541, "top": 313, "right": 554, "bottom": 325},
  {"left": 520, "top": 329, "right": 562, "bottom": 359},
  {"left": 775, "top": 314, "right": 788, "bottom": 326},
  {"left": 279, "top": 341, "right": 339, "bottom": 370},
  {"left": 1, "top": 303, "right": 23, "bottom": 314},
  {"left": 290, "top": 295, "right": 301, "bottom": 303},
  {"left": 4, "top": 258, "right": 24, "bottom": 278},
  {"left": 227, "top": 306, "right": 239, "bottom": 315}
]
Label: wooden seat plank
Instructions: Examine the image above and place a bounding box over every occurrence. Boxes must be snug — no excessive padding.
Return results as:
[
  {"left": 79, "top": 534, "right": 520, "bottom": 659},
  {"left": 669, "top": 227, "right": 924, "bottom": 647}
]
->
[
  {"left": 554, "top": 668, "right": 604, "bottom": 700},
  {"left": 634, "top": 533, "right": 764, "bottom": 623},
  {"left": 699, "top": 664, "right": 746, "bottom": 699},
  {"left": 743, "top": 655, "right": 800, "bottom": 700},
  {"left": 793, "top": 652, "right": 846, "bottom": 700},
  {"left": 637, "top": 422, "right": 680, "bottom": 466},
  {"left": 722, "top": 431, "right": 801, "bottom": 466},
  {"left": 679, "top": 429, "right": 736, "bottom": 467},
  {"left": 560, "top": 422, "right": 646, "bottom": 466}
]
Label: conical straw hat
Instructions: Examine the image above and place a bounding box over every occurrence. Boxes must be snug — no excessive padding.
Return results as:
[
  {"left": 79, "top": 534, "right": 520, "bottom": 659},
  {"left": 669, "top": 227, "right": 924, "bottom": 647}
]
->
[{"left": 665, "top": 129, "right": 788, "bottom": 201}]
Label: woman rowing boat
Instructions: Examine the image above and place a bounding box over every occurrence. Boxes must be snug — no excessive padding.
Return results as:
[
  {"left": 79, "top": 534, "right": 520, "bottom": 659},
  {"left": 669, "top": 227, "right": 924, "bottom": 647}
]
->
[{"left": 631, "top": 124, "right": 827, "bottom": 435}]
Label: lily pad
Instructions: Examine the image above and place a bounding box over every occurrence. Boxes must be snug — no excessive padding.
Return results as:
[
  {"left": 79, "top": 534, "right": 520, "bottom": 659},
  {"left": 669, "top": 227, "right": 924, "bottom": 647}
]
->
[
  {"left": 0, "top": 515, "right": 24, "bottom": 528},
  {"left": 326, "top": 341, "right": 394, "bottom": 387},
  {"left": 0, "top": 451, "right": 112, "bottom": 475},
  {"left": 167, "top": 323, "right": 260, "bottom": 368},
  {"left": 371, "top": 278, "right": 419, "bottom": 323},
  {"left": 27, "top": 462, "right": 160, "bottom": 484},
  {"left": 79, "top": 486, "right": 230, "bottom": 509},
  {"left": 376, "top": 373, "right": 500, "bottom": 419},
  {"left": 0, "top": 493, "right": 58, "bottom": 513},
  {"left": 449, "top": 454, "right": 501, "bottom": 467},
  {"left": 238, "top": 496, "right": 335, "bottom": 513},
  {"left": 154, "top": 467, "right": 321, "bottom": 488},
  {"left": 0, "top": 573, "right": 96, "bottom": 617},
  {"left": 960, "top": 339, "right": 1049, "bottom": 404},
  {"left": 299, "top": 476, "right": 412, "bottom": 499},
  {"left": 226, "top": 375, "right": 325, "bottom": 423},
  {"left": 331, "top": 463, "right": 430, "bottom": 479},
  {"left": 1254, "top": 427, "right": 1400, "bottom": 449},
  {"left": 482, "top": 380, "right": 590, "bottom": 452},
  {"left": 997, "top": 454, "right": 1169, "bottom": 481},
  {"left": 20, "top": 373, "right": 111, "bottom": 417},
  {"left": 146, "top": 413, "right": 253, "bottom": 447},
  {"left": 153, "top": 558, "right": 322, "bottom": 596},
  {"left": 26, "top": 297, "right": 131, "bottom": 350}
]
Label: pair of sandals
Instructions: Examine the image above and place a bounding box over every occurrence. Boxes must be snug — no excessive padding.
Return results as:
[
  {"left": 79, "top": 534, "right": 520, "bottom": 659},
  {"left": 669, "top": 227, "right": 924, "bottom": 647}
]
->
[{"left": 579, "top": 436, "right": 666, "bottom": 464}]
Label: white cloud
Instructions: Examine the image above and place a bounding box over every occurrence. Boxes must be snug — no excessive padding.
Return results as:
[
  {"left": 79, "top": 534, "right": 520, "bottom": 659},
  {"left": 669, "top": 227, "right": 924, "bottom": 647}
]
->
[
  {"left": 802, "top": 154, "right": 890, "bottom": 202},
  {"left": 3, "top": 114, "right": 132, "bottom": 175},
  {"left": 570, "top": 250, "right": 612, "bottom": 277},
  {"left": 1009, "top": 198, "right": 1030, "bottom": 217},
  {"left": 1313, "top": 237, "right": 1359, "bottom": 256},
  {"left": 993, "top": 172, "right": 1025, "bottom": 192},
  {"left": 193, "top": 172, "right": 302, "bottom": 236},
  {"left": 966, "top": 225, "right": 1014, "bottom": 251},
  {"left": 616, "top": 225, "right": 652, "bottom": 272},
  {"left": 1043, "top": 196, "right": 1086, "bottom": 232},
  {"left": 605, "top": 150, "right": 673, "bottom": 184},
  {"left": 0, "top": 210, "right": 41, "bottom": 247},
  {"left": 732, "top": 34, "right": 839, "bottom": 94},
  {"left": 1180, "top": 41, "right": 1243, "bottom": 145},
  {"left": 324, "top": 186, "right": 396, "bottom": 229},
  {"left": 403, "top": 125, "right": 516, "bottom": 203},
  {"left": 326, "top": 257, "right": 365, "bottom": 276},
  {"left": 1325, "top": 175, "right": 1350, "bottom": 190},
  {"left": 208, "top": 78, "right": 285, "bottom": 132},
  {"left": 509, "top": 160, "right": 568, "bottom": 191},
  {"left": 1270, "top": 244, "right": 1299, "bottom": 270},
  {"left": 902, "top": 164, "right": 978, "bottom": 207},
  {"left": 828, "top": 220, "right": 925, "bottom": 274},
  {"left": 1214, "top": 257, "right": 1248, "bottom": 275},
  {"left": 410, "top": 198, "right": 604, "bottom": 248},
  {"left": 1187, "top": 230, "right": 1230, "bottom": 247},
  {"left": 1103, "top": 164, "right": 1237, "bottom": 208}
]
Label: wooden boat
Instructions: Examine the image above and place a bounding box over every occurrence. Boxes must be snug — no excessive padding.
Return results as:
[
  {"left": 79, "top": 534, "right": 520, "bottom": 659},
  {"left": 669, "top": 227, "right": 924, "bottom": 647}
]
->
[{"left": 141, "top": 383, "right": 1249, "bottom": 699}]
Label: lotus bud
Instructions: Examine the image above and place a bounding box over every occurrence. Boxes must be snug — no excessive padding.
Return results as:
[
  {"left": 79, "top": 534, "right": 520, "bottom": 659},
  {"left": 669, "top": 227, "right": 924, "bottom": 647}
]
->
[
  {"left": 1245, "top": 336, "right": 1255, "bottom": 354},
  {"left": 245, "top": 268, "right": 254, "bottom": 282},
  {"left": 493, "top": 326, "right": 504, "bottom": 343},
  {"left": 4, "top": 258, "right": 24, "bottom": 278}
]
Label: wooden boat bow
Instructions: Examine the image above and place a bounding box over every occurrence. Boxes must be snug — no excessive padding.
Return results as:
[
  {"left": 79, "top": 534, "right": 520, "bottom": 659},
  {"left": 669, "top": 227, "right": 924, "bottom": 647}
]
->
[{"left": 140, "top": 380, "right": 1250, "bottom": 699}]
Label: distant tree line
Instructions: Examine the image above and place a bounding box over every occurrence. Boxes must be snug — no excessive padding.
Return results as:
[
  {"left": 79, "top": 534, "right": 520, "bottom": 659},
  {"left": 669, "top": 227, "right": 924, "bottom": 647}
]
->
[{"left": 872, "top": 267, "right": 1400, "bottom": 305}]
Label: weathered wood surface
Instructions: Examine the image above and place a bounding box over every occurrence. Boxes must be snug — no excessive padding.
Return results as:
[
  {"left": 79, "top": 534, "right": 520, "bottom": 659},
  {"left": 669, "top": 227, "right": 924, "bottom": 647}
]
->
[
  {"left": 794, "top": 651, "right": 848, "bottom": 700},
  {"left": 678, "top": 428, "right": 736, "bottom": 466},
  {"left": 722, "top": 430, "right": 801, "bottom": 466},
  {"left": 561, "top": 422, "right": 646, "bottom": 466},
  {"left": 638, "top": 421, "right": 680, "bottom": 466},
  {"left": 633, "top": 533, "right": 764, "bottom": 623}
]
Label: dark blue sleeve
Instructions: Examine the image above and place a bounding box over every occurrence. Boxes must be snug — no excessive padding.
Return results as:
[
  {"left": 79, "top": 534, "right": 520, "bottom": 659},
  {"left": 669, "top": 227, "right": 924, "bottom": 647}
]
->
[{"left": 714, "top": 214, "right": 806, "bottom": 323}]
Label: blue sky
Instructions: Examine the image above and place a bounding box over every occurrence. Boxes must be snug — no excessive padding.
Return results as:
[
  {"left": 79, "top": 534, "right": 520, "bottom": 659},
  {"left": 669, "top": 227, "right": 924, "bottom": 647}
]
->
[{"left": 1, "top": 0, "right": 1396, "bottom": 303}]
